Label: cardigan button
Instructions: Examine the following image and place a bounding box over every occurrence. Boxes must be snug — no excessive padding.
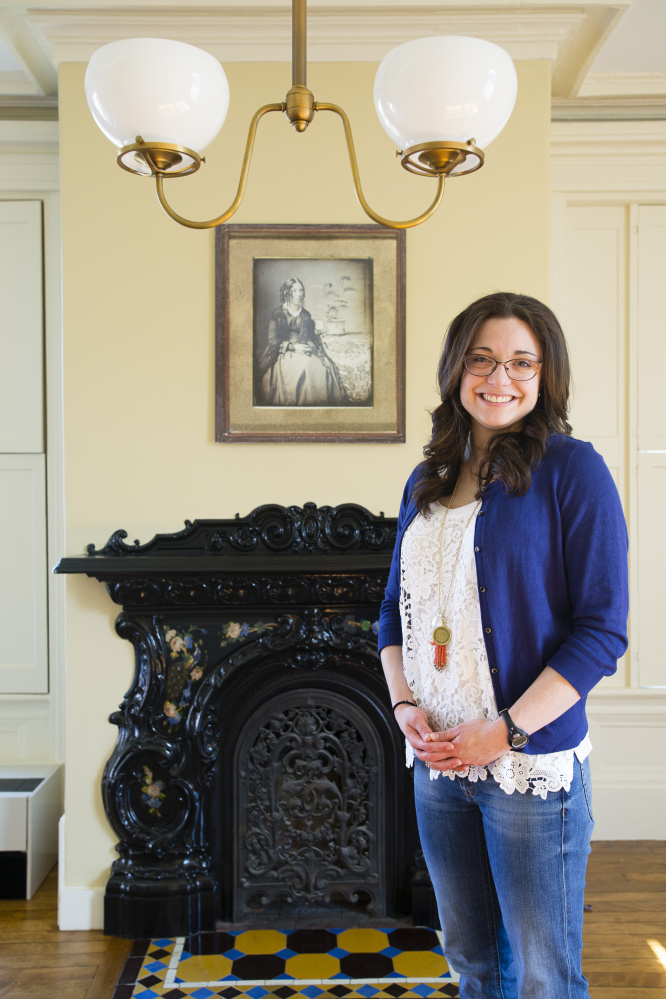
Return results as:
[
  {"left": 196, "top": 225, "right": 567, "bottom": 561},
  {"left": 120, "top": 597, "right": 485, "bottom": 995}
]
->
[
  {"left": 491, "top": 668, "right": 498, "bottom": 674},
  {"left": 485, "top": 627, "right": 492, "bottom": 634},
  {"left": 479, "top": 586, "right": 486, "bottom": 592},
  {"left": 474, "top": 546, "right": 480, "bottom": 552}
]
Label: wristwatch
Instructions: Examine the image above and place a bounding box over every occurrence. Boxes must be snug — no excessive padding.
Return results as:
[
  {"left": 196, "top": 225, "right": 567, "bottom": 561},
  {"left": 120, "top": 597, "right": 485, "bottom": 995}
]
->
[{"left": 500, "top": 708, "right": 529, "bottom": 749}]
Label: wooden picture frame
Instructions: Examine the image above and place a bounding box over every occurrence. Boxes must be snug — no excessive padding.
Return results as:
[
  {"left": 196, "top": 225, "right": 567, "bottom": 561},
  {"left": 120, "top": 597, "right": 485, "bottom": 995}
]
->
[{"left": 215, "top": 224, "right": 405, "bottom": 442}]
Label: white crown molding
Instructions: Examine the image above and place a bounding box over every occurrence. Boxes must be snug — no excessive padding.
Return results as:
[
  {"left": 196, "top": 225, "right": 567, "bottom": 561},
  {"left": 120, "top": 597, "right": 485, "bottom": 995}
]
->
[
  {"left": 19, "top": 2, "right": 627, "bottom": 98},
  {"left": 550, "top": 118, "right": 666, "bottom": 194},
  {"left": 0, "top": 118, "right": 59, "bottom": 150},
  {"left": 580, "top": 72, "right": 666, "bottom": 97}
]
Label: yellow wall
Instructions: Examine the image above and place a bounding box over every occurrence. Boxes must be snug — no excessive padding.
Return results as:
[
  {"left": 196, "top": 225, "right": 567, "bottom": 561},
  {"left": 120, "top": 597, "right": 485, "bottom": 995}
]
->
[{"left": 59, "top": 58, "right": 551, "bottom": 891}]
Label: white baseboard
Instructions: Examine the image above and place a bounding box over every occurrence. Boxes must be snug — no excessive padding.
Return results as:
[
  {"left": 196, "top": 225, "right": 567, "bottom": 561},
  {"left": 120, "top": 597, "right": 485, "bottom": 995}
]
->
[
  {"left": 57, "top": 812, "right": 105, "bottom": 930},
  {"left": 58, "top": 885, "right": 105, "bottom": 930}
]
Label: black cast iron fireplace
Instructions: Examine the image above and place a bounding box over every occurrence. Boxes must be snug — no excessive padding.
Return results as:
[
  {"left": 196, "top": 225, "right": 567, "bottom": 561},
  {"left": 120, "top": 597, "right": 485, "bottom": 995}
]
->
[{"left": 55, "top": 503, "right": 437, "bottom": 938}]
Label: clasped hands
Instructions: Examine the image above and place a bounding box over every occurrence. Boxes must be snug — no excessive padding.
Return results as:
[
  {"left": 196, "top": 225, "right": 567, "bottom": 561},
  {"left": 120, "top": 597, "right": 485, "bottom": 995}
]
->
[{"left": 396, "top": 704, "right": 511, "bottom": 772}]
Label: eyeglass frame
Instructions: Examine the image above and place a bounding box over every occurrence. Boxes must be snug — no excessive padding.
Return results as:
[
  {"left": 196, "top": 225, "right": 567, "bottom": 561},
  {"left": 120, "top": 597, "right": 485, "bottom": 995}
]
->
[{"left": 463, "top": 353, "right": 543, "bottom": 382}]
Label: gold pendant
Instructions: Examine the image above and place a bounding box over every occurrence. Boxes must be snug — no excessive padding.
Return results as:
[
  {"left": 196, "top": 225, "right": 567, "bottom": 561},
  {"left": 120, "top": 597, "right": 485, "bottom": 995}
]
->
[{"left": 432, "top": 622, "right": 452, "bottom": 645}]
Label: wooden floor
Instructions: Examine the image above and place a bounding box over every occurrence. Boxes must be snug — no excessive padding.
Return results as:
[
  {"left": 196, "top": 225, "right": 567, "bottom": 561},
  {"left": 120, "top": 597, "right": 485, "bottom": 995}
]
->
[{"left": 0, "top": 843, "right": 664, "bottom": 999}]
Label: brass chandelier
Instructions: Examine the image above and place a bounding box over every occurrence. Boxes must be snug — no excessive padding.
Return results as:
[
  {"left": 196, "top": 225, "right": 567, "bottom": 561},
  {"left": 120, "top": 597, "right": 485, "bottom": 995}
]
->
[{"left": 85, "top": 0, "right": 518, "bottom": 230}]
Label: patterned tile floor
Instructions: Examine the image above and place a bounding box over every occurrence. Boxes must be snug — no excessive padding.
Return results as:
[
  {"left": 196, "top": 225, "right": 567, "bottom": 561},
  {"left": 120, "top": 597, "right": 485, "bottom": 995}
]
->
[{"left": 113, "top": 928, "right": 460, "bottom": 999}]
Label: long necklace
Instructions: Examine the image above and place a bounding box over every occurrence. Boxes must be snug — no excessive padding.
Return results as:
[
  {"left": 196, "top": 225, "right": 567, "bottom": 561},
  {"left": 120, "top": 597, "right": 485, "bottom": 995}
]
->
[{"left": 431, "top": 467, "right": 482, "bottom": 671}]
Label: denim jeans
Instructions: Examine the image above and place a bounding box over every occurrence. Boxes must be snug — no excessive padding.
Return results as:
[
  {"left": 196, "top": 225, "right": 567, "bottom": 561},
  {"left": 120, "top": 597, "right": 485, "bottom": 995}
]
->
[{"left": 414, "top": 756, "right": 594, "bottom": 999}]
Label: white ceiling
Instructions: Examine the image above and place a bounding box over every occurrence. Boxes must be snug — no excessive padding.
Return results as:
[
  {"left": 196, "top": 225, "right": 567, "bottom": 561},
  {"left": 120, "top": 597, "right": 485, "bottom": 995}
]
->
[{"left": 0, "top": 0, "right": 664, "bottom": 106}]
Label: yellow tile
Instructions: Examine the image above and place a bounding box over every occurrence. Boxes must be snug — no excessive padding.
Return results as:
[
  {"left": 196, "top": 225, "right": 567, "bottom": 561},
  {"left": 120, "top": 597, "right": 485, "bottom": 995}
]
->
[
  {"left": 234, "top": 929, "right": 288, "bottom": 955},
  {"left": 178, "top": 954, "right": 234, "bottom": 981},
  {"left": 285, "top": 952, "right": 341, "bottom": 979},
  {"left": 337, "top": 928, "right": 390, "bottom": 953},
  {"left": 392, "top": 950, "right": 450, "bottom": 978}
]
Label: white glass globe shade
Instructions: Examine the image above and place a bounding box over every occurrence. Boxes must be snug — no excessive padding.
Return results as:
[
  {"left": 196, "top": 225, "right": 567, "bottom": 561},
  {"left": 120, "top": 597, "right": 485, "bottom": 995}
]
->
[
  {"left": 374, "top": 36, "right": 517, "bottom": 169},
  {"left": 85, "top": 38, "right": 229, "bottom": 157}
]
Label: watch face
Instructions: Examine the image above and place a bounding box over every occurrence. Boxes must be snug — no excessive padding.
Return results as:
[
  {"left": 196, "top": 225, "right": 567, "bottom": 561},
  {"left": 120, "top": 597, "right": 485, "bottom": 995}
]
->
[{"left": 511, "top": 733, "right": 529, "bottom": 749}]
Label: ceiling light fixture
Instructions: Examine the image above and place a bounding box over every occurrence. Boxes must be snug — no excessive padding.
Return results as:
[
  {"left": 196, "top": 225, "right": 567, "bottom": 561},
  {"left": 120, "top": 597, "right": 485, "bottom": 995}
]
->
[{"left": 84, "top": 0, "right": 518, "bottom": 231}]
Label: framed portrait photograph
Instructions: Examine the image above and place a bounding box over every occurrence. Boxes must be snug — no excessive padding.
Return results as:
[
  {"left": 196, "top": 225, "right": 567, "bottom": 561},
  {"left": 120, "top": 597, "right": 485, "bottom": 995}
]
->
[{"left": 215, "top": 224, "right": 405, "bottom": 442}]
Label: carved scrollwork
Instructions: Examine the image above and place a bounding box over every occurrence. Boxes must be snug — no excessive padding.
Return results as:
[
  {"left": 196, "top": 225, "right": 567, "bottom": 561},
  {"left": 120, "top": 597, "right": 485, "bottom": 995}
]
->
[{"left": 205, "top": 502, "right": 395, "bottom": 555}]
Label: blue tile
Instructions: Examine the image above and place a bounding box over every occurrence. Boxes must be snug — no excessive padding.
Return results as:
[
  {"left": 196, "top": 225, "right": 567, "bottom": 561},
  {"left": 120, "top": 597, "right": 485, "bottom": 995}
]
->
[
  {"left": 246, "top": 988, "right": 269, "bottom": 998},
  {"left": 380, "top": 947, "right": 401, "bottom": 958},
  {"left": 189, "top": 989, "right": 216, "bottom": 999},
  {"left": 136, "top": 992, "right": 159, "bottom": 999},
  {"left": 153, "top": 938, "right": 174, "bottom": 948},
  {"left": 144, "top": 961, "right": 167, "bottom": 972},
  {"left": 328, "top": 947, "right": 349, "bottom": 959},
  {"left": 276, "top": 948, "right": 298, "bottom": 959},
  {"left": 357, "top": 987, "right": 379, "bottom": 998},
  {"left": 386, "top": 972, "right": 407, "bottom": 979},
  {"left": 274, "top": 973, "right": 297, "bottom": 980},
  {"left": 301, "top": 988, "right": 324, "bottom": 999},
  {"left": 222, "top": 948, "right": 245, "bottom": 960},
  {"left": 331, "top": 972, "right": 353, "bottom": 980},
  {"left": 411, "top": 986, "right": 435, "bottom": 997}
]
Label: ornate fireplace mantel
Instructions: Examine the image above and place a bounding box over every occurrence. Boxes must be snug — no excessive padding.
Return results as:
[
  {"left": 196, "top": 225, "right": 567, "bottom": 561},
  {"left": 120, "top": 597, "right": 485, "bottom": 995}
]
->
[{"left": 54, "top": 504, "right": 435, "bottom": 938}]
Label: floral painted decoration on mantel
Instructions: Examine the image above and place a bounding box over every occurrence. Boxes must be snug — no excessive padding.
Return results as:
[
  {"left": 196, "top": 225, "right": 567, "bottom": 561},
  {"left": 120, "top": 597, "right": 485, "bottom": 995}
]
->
[
  {"left": 141, "top": 765, "right": 166, "bottom": 817},
  {"left": 162, "top": 624, "right": 208, "bottom": 730},
  {"left": 220, "top": 619, "right": 277, "bottom": 647}
]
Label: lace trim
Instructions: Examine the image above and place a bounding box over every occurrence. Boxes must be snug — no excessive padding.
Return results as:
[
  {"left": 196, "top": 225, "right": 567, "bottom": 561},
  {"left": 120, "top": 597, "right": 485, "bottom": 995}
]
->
[{"left": 399, "top": 503, "right": 591, "bottom": 799}]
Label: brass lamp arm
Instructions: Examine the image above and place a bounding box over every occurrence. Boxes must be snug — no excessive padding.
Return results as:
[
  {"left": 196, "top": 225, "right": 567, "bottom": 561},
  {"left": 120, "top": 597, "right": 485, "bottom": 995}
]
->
[
  {"left": 315, "top": 102, "right": 445, "bottom": 230},
  {"left": 154, "top": 102, "right": 284, "bottom": 230}
]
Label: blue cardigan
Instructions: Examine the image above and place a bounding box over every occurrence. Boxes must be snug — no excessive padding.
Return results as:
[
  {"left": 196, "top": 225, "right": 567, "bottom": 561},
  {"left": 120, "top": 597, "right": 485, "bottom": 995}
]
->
[{"left": 378, "top": 436, "right": 629, "bottom": 755}]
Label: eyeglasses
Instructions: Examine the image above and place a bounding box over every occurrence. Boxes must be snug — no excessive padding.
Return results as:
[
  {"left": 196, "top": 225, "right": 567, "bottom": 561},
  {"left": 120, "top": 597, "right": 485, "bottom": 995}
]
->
[{"left": 463, "top": 354, "right": 542, "bottom": 382}]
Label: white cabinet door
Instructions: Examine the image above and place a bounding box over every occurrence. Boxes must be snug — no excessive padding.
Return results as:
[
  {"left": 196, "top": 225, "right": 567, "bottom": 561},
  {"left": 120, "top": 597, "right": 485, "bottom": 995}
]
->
[
  {"left": 0, "top": 454, "right": 48, "bottom": 693},
  {"left": 0, "top": 201, "right": 44, "bottom": 453}
]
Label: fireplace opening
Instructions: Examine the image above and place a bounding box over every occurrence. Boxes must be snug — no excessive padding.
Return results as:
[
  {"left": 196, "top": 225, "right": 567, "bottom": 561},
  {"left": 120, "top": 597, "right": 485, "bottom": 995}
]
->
[{"left": 211, "top": 658, "right": 414, "bottom": 929}]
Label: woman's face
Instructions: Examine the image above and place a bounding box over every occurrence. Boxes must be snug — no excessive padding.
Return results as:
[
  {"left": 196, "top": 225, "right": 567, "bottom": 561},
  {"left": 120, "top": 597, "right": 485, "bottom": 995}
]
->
[
  {"left": 288, "top": 281, "right": 304, "bottom": 306},
  {"left": 459, "top": 316, "right": 541, "bottom": 445}
]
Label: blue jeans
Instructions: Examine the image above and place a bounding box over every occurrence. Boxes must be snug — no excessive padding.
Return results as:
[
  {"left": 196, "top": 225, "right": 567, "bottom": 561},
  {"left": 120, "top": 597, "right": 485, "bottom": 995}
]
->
[{"left": 414, "top": 756, "right": 594, "bottom": 999}]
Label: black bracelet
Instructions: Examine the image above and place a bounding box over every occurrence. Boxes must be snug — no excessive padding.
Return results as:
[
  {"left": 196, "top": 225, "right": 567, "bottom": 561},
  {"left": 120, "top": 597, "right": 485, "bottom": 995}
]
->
[{"left": 392, "top": 700, "right": 417, "bottom": 714}]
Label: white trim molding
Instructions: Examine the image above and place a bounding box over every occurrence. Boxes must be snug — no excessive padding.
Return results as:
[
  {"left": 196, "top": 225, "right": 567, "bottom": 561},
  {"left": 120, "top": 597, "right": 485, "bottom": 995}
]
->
[
  {"left": 20, "top": 0, "right": 626, "bottom": 98},
  {"left": 58, "top": 815, "right": 105, "bottom": 930},
  {"left": 551, "top": 119, "right": 666, "bottom": 194},
  {"left": 579, "top": 72, "right": 666, "bottom": 98}
]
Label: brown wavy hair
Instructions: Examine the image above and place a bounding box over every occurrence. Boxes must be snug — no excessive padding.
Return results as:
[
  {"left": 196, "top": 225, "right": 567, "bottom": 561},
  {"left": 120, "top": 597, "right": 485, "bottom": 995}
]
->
[{"left": 413, "top": 291, "right": 572, "bottom": 515}]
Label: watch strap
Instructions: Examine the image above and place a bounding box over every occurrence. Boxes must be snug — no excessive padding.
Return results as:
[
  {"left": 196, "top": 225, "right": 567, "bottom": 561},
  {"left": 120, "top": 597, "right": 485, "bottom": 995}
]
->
[{"left": 500, "top": 708, "right": 529, "bottom": 749}]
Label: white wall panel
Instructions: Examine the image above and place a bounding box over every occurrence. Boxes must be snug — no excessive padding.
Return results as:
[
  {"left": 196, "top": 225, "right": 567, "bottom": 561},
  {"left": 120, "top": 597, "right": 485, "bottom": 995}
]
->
[
  {"left": 636, "top": 205, "right": 666, "bottom": 451},
  {"left": 636, "top": 454, "right": 666, "bottom": 688},
  {"left": 0, "top": 454, "right": 48, "bottom": 693},
  {"left": 0, "top": 200, "right": 44, "bottom": 453},
  {"left": 553, "top": 205, "right": 627, "bottom": 493}
]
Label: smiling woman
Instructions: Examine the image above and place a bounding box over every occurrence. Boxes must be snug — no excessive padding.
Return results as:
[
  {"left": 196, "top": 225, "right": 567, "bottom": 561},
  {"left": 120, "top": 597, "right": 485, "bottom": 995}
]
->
[{"left": 377, "top": 291, "right": 629, "bottom": 999}]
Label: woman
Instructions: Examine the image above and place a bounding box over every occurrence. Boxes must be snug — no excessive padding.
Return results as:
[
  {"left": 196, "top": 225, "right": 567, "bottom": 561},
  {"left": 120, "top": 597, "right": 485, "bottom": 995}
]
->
[
  {"left": 257, "top": 277, "right": 346, "bottom": 406},
  {"left": 378, "top": 292, "right": 628, "bottom": 999}
]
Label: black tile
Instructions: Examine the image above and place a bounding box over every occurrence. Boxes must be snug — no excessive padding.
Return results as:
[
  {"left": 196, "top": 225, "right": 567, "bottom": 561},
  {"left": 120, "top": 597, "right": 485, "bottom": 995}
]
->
[
  {"left": 118, "top": 955, "right": 146, "bottom": 984},
  {"left": 287, "top": 928, "right": 338, "bottom": 954},
  {"left": 231, "top": 954, "right": 286, "bottom": 979},
  {"left": 220, "top": 989, "right": 242, "bottom": 999},
  {"left": 138, "top": 974, "right": 163, "bottom": 987},
  {"left": 162, "top": 991, "right": 188, "bottom": 999},
  {"left": 147, "top": 947, "right": 171, "bottom": 960},
  {"left": 110, "top": 985, "right": 135, "bottom": 999},
  {"left": 327, "top": 987, "right": 352, "bottom": 997},
  {"left": 130, "top": 938, "right": 152, "bottom": 958},
  {"left": 386, "top": 928, "right": 439, "bottom": 952},
  {"left": 383, "top": 987, "right": 408, "bottom": 997},
  {"left": 273, "top": 988, "right": 297, "bottom": 998},
  {"left": 185, "top": 931, "right": 237, "bottom": 955},
  {"left": 340, "top": 953, "right": 394, "bottom": 978}
]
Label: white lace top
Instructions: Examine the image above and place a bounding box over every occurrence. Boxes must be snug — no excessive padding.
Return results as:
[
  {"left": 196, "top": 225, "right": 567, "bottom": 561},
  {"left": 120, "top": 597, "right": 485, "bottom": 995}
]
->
[{"left": 399, "top": 500, "right": 591, "bottom": 799}]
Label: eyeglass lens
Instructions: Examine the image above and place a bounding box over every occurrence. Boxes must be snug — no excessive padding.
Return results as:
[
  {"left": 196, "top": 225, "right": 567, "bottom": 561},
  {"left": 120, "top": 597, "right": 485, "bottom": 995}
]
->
[{"left": 465, "top": 355, "right": 539, "bottom": 381}]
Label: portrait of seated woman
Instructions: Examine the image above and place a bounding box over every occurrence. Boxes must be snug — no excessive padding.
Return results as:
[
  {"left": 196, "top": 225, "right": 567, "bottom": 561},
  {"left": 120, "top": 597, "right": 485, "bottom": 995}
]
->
[{"left": 254, "top": 277, "right": 347, "bottom": 407}]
